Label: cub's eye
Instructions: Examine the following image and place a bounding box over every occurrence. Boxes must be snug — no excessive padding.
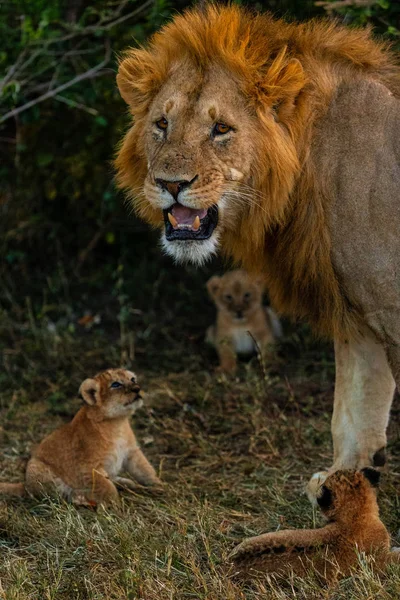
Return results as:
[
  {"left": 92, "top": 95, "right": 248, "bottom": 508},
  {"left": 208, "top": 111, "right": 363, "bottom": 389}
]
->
[
  {"left": 214, "top": 122, "right": 231, "bottom": 136},
  {"left": 131, "top": 377, "right": 136, "bottom": 383},
  {"left": 225, "top": 294, "right": 233, "bottom": 301},
  {"left": 111, "top": 382, "right": 122, "bottom": 389},
  {"left": 156, "top": 117, "right": 168, "bottom": 131}
]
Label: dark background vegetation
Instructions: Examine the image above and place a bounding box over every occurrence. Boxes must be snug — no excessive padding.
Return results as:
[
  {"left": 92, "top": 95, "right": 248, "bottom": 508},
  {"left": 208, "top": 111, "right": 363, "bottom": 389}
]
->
[{"left": 1, "top": 2, "right": 400, "bottom": 598}]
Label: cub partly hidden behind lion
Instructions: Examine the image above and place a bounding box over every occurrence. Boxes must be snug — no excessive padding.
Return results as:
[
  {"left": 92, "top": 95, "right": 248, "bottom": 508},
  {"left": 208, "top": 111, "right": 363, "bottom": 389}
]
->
[
  {"left": 206, "top": 270, "right": 282, "bottom": 373},
  {"left": 0, "top": 369, "right": 162, "bottom": 507},
  {"left": 231, "top": 469, "right": 400, "bottom": 582}
]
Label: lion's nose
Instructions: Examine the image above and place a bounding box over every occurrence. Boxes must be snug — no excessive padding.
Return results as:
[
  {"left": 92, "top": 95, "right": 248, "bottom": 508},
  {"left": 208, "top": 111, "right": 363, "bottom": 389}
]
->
[
  {"left": 131, "top": 384, "right": 141, "bottom": 393},
  {"left": 155, "top": 176, "right": 197, "bottom": 201}
]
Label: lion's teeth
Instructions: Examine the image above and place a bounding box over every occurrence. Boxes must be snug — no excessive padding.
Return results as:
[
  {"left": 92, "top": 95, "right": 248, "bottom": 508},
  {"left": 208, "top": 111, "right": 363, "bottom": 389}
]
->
[
  {"left": 168, "top": 212, "right": 178, "bottom": 228},
  {"left": 192, "top": 216, "right": 201, "bottom": 231}
]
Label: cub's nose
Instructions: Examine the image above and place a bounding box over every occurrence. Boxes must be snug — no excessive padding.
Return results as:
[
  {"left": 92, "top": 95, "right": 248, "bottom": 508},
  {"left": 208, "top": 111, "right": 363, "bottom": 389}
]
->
[
  {"left": 155, "top": 177, "right": 197, "bottom": 201},
  {"left": 131, "top": 384, "right": 141, "bottom": 394},
  {"left": 236, "top": 310, "right": 243, "bottom": 319}
]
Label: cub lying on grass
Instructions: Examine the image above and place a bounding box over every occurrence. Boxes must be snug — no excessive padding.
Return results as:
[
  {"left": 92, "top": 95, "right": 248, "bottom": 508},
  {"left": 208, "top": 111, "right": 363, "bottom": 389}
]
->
[
  {"left": 206, "top": 270, "right": 282, "bottom": 373},
  {"left": 0, "top": 368, "right": 162, "bottom": 507},
  {"left": 230, "top": 469, "right": 400, "bottom": 582}
]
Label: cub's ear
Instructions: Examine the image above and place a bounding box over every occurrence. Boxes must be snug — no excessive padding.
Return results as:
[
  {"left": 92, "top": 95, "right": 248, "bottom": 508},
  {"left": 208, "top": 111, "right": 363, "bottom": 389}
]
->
[
  {"left": 317, "top": 485, "right": 333, "bottom": 510},
  {"left": 206, "top": 276, "right": 221, "bottom": 299},
  {"left": 259, "top": 47, "right": 306, "bottom": 121},
  {"left": 79, "top": 378, "right": 100, "bottom": 406},
  {"left": 252, "top": 275, "right": 266, "bottom": 292},
  {"left": 361, "top": 467, "right": 381, "bottom": 488},
  {"left": 117, "top": 48, "right": 163, "bottom": 112}
]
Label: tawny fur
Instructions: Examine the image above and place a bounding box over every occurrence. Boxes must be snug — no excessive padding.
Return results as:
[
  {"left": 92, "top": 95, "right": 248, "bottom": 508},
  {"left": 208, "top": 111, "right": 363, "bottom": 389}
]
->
[
  {"left": 231, "top": 469, "right": 400, "bottom": 582},
  {"left": 0, "top": 369, "right": 162, "bottom": 507},
  {"left": 115, "top": 4, "right": 400, "bottom": 472},
  {"left": 115, "top": 4, "right": 400, "bottom": 339},
  {"left": 206, "top": 269, "right": 281, "bottom": 373}
]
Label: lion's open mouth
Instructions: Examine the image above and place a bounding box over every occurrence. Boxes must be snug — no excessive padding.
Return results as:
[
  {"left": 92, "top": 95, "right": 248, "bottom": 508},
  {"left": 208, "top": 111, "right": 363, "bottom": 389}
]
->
[{"left": 163, "top": 203, "right": 218, "bottom": 241}]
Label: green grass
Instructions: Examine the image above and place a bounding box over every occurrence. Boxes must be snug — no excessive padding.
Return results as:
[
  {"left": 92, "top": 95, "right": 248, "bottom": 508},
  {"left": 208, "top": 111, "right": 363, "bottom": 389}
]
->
[{"left": 1, "top": 273, "right": 400, "bottom": 599}]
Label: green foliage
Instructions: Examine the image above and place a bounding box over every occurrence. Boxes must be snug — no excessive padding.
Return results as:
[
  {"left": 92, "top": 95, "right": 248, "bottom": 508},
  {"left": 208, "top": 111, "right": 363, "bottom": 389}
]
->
[{"left": 317, "top": 0, "right": 400, "bottom": 42}]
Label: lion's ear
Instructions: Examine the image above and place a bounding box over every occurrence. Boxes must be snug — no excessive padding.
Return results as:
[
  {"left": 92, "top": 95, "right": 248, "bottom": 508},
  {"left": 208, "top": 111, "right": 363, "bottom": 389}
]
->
[
  {"left": 206, "top": 276, "right": 221, "bottom": 299},
  {"left": 261, "top": 48, "right": 306, "bottom": 121},
  {"left": 117, "top": 49, "right": 163, "bottom": 112}
]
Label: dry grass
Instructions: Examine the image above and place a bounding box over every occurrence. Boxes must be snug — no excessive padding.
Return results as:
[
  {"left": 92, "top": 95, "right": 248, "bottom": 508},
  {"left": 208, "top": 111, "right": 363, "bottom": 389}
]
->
[{"left": 1, "top": 280, "right": 400, "bottom": 600}]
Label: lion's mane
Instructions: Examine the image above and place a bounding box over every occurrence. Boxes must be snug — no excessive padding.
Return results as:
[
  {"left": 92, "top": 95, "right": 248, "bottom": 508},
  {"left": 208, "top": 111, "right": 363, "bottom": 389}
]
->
[{"left": 115, "top": 5, "right": 400, "bottom": 337}]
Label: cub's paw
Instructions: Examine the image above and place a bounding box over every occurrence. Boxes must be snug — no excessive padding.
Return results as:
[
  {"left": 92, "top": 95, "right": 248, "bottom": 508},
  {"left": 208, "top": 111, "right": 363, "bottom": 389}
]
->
[
  {"left": 306, "top": 471, "right": 329, "bottom": 506},
  {"left": 230, "top": 535, "right": 270, "bottom": 561},
  {"left": 230, "top": 539, "right": 254, "bottom": 561},
  {"left": 71, "top": 492, "right": 97, "bottom": 509},
  {"left": 216, "top": 363, "right": 237, "bottom": 376},
  {"left": 147, "top": 477, "right": 165, "bottom": 491}
]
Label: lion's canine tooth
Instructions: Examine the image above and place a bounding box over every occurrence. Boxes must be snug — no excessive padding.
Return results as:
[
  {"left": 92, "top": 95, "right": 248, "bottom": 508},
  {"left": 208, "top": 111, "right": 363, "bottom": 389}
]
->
[
  {"left": 168, "top": 212, "right": 178, "bottom": 228},
  {"left": 192, "top": 215, "right": 201, "bottom": 231}
]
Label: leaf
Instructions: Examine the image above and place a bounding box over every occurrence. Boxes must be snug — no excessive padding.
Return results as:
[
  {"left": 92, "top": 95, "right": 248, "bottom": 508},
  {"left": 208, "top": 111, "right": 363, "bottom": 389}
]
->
[
  {"left": 37, "top": 153, "right": 53, "bottom": 167},
  {"left": 95, "top": 116, "right": 108, "bottom": 127}
]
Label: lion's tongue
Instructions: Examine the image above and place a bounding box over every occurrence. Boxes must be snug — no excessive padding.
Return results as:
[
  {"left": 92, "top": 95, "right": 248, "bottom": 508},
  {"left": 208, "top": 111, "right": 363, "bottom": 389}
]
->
[{"left": 169, "top": 204, "right": 207, "bottom": 230}]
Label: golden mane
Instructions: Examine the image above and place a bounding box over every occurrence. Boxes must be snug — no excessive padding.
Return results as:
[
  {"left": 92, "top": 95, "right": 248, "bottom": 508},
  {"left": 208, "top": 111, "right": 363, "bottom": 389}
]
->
[{"left": 115, "top": 4, "right": 400, "bottom": 338}]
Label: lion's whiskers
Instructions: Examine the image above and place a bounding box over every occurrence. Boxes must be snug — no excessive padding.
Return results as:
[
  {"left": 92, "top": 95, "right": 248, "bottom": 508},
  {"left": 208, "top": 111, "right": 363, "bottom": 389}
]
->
[{"left": 222, "top": 187, "right": 271, "bottom": 219}]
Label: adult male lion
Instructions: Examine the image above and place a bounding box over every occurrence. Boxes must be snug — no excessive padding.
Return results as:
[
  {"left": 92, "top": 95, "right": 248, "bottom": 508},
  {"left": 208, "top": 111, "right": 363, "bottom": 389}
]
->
[{"left": 115, "top": 5, "right": 400, "bottom": 475}]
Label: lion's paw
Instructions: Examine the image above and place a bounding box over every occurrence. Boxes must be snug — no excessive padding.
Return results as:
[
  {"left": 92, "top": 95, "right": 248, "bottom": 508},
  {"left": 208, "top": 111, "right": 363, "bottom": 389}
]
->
[{"left": 306, "top": 470, "right": 329, "bottom": 506}]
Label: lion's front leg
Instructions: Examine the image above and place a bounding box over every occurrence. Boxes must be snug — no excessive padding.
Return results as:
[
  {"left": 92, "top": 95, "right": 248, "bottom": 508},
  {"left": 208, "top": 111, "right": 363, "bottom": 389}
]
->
[{"left": 331, "top": 331, "right": 395, "bottom": 471}]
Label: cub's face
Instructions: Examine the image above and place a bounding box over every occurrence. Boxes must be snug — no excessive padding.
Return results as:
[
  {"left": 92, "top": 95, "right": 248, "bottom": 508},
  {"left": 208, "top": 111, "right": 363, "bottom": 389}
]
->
[
  {"left": 207, "top": 270, "right": 264, "bottom": 323},
  {"left": 79, "top": 369, "right": 143, "bottom": 419}
]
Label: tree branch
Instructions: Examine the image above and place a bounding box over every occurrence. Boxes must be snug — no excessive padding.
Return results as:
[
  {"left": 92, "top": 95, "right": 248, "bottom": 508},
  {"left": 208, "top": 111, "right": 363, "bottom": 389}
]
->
[
  {"left": 315, "top": 0, "right": 378, "bottom": 9},
  {"left": 0, "top": 41, "right": 111, "bottom": 125}
]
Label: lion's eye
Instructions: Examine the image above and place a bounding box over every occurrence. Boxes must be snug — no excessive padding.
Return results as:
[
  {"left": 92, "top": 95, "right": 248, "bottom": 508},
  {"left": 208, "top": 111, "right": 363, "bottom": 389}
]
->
[
  {"left": 156, "top": 117, "right": 168, "bottom": 130},
  {"left": 131, "top": 377, "right": 136, "bottom": 383},
  {"left": 214, "top": 122, "right": 231, "bottom": 136},
  {"left": 111, "top": 382, "right": 122, "bottom": 389},
  {"left": 225, "top": 294, "right": 233, "bottom": 301}
]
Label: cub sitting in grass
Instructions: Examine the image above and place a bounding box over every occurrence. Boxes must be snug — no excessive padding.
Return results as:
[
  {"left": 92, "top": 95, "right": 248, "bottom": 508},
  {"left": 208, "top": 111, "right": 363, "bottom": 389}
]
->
[
  {"left": 206, "top": 269, "right": 282, "bottom": 373},
  {"left": 0, "top": 368, "right": 162, "bottom": 507},
  {"left": 230, "top": 469, "right": 400, "bottom": 581}
]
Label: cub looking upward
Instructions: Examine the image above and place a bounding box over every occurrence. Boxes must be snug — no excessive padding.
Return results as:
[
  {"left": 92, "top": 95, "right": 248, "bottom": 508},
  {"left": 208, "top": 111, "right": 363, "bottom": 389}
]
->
[
  {"left": 0, "top": 369, "right": 162, "bottom": 506},
  {"left": 206, "top": 270, "right": 282, "bottom": 373}
]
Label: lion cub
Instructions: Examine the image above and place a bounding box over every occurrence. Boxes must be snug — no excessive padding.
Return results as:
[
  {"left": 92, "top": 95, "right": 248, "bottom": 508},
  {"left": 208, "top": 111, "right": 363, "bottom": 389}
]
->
[
  {"left": 231, "top": 469, "right": 400, "bottom": 581},
  {"left": 206, "top": 270, "right": 282, "bottom": 373},
  {"left": 0, "top": 369, "right": 161, "bottom": 506}
]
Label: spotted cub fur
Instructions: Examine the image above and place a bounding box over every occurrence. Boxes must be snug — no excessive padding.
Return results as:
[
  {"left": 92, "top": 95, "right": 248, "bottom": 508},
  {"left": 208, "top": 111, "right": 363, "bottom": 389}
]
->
[
  {"left": 206, "top": 269, "right": 282, "bottom": 373},
  {"left": 230, "top": 469, "right": 400, "bottom": 581},
  {"left": 0, "top": 369, "right": 162, "bottom": 507}
]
